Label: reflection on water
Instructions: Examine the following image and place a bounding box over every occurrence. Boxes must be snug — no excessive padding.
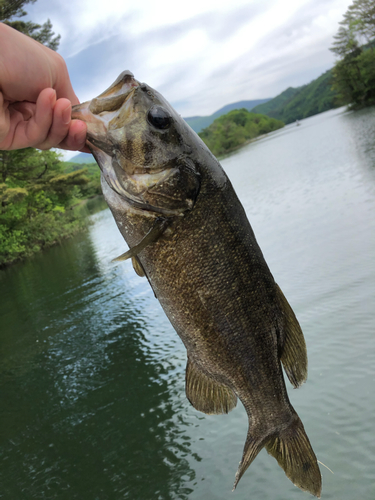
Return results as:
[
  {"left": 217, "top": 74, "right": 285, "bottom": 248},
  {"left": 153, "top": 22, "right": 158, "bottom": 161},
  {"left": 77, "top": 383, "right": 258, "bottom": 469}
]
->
[
  {"left": 1, "top": 106, "right": 375, "bottom": 499},
  {"left": 0, "top": 218, "right": 194, "bottom": 499}
]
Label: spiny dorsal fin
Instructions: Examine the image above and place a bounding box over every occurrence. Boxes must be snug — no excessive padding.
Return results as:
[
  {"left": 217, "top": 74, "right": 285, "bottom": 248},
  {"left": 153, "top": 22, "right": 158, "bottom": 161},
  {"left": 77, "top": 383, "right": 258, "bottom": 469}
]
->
[
  {"left": 185, "top": 358, "right": 237, "bottom": 415},
  {"left": 131, "top": 256, "right": 145, "bottom": 277},
  {"left": 276, "top": 284, "right": 307, "bottom": 388},
  {"left": 112, "top": 217, "right": 168, "bottom": 262}
]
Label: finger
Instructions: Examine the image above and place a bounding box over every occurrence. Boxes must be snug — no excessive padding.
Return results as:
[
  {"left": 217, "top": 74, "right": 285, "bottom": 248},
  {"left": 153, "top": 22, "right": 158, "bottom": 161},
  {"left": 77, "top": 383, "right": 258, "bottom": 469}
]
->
[
  {"left": 57, "top": 119, "right": 89, "bottom": 152},
  {"left": 37, "top": 98, "right": 72, "bottom": 150},
  {"left": 11, "top": 88, "right": 55, "bottom": 149}
]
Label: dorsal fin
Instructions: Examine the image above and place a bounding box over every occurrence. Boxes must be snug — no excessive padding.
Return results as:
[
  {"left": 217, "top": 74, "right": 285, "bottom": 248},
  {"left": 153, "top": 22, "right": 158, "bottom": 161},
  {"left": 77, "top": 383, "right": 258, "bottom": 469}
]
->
[
  {"left": 275, "top": 284, "right": 307, "bottom": 388},
  {"left": 185, "top": 358, "right": 237, "bottom": 415}
]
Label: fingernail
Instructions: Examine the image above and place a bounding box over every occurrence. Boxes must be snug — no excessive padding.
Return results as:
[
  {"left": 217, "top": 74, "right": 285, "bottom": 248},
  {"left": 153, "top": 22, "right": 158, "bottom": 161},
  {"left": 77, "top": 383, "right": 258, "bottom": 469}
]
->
[
  {"left": 50, "top": 89, "right": 57, "bottom": 106},
  {"left": 62, "top": 104, "right": 71, "bottom": 125}
]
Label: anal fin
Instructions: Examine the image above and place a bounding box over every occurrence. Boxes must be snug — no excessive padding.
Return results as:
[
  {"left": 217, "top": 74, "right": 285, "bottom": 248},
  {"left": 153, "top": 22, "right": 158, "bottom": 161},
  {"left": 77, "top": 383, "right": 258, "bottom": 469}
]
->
[
  {"left": 185, "top": 358, "right": 237, "bottom": 415},
  {"left": 276, "top": 284, "right": 307, "bottom": 388}
]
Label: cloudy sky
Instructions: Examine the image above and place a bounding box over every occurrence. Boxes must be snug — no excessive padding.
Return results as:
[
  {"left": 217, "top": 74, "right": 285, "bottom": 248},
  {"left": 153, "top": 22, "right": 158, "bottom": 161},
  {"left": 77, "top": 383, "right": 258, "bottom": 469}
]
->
[{"left": 26, "top": 0, "right": 351, "bottom": 118}]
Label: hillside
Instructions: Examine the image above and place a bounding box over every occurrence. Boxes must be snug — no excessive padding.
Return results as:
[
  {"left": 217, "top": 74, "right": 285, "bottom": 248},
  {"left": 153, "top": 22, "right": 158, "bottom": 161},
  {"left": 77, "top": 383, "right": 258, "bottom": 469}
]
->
[
  {"left": 184, "top": 98, "right": 271, "bottom": 133},
  {"left": 252, "top": 70, "right": 339, "bottom": 124},
  {"left": 250, "top": 87, "right": 301, "bottom": 117}
]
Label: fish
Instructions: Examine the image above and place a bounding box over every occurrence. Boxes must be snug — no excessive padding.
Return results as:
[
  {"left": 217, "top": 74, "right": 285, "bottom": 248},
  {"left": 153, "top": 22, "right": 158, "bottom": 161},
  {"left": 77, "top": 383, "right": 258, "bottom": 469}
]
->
[{"left": 72, "top": 71, "right": 322, "bottom": 497}]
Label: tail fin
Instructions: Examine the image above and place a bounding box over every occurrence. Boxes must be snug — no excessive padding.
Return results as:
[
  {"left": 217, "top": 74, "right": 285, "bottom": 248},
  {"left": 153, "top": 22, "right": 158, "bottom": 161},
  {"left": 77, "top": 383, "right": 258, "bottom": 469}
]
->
[{"left": 233, "top": 414, "right": 322, "bottom": 497}]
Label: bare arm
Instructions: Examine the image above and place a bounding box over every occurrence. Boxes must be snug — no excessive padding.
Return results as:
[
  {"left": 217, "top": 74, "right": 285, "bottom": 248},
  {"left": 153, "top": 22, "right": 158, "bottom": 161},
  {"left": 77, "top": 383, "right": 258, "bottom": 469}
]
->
[{"left": 0, "top": 23, "right": 88, "bottom": 151}]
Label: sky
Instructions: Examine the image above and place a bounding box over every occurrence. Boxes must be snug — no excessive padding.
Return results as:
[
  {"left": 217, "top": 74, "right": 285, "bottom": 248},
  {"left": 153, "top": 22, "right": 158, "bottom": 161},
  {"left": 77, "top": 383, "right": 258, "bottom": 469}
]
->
[{"left": 25, "top": 0, "right": 353, "bottom": 158}]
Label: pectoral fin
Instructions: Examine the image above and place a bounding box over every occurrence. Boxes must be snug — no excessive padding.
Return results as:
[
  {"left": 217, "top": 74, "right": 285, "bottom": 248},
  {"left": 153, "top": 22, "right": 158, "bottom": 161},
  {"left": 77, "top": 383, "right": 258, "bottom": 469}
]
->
[
  {"left": 276, "top": 284, "right": 307, "bottom": 388},
  {"left": 185, "top": 358, "right": 237, "bottom": 415},
  {"left": 112, "top": 217, "right": 169, "bottom": 262},
  {"left": 131, "top": 256, "right": 145, "bottom": 277}
]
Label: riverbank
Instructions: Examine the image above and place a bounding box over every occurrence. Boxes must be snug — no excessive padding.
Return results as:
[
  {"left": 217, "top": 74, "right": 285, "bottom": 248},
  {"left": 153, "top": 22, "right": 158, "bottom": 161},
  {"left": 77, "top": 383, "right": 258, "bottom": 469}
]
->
[{"left": 0, "top": 195, "right": 107, "bottom": 269}]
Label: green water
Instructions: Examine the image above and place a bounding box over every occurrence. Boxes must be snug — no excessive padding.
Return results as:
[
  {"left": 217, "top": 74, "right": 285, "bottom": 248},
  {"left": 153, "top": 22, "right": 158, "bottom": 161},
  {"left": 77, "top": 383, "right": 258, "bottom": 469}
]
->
[{"left": 1, "top": 107, "right": 375, "bottom": 499}]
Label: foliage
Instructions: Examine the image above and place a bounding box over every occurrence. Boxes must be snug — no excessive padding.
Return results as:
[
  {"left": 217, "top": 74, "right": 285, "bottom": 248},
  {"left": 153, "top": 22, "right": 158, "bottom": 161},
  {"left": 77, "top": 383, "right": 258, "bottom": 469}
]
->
[
  {"left": 63, "top": 161, "right": 102, "bottom": 199},
  {"left": 199, "top": 109, "right": 284, "bottom": 156},
  {"left": 332, "top": 47, "right": 375, "bottom": 107},
  {"left": 252, "top": 71, "right": 340, "bottom": 124},
  {"left": 184, "top": 99, "right": 271, "bottom": 133},
  {"left": 331, "top": 0, "right": 375, "bottom": 108},
  {"left": 1, "top": 0, "right": 60, "bottom": 50},
  {"left": 0, "top": 149, "right": 101, "bottom": 266},
  {"left": 251, "top": 87, "right": 301, "bottom": 118}
]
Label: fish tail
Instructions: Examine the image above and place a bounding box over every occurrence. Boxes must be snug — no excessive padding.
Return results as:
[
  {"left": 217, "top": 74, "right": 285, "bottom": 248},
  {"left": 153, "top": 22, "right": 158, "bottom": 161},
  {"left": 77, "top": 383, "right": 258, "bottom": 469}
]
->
[
  {"left": 233, "top": 413, "right": 321, "bottom": 497},
  {"left": 265, "top": 413, "right": 321, "bottom": 496},
  {"left": 232, "top": 433, "right": 266, "bottom": 491}
]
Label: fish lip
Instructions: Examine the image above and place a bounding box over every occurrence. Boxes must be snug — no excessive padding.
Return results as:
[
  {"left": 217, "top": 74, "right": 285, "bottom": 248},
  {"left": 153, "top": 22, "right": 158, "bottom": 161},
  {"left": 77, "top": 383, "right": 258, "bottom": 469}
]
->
[{"left": 88, "top": 85, "right": 138, "bottom": 116}]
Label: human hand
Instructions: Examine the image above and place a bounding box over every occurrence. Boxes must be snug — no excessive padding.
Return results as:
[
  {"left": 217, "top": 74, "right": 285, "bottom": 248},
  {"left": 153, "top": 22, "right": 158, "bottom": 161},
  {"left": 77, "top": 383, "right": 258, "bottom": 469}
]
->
[{"left": 0, "top": 23, "right": 88, "bottom": 152}]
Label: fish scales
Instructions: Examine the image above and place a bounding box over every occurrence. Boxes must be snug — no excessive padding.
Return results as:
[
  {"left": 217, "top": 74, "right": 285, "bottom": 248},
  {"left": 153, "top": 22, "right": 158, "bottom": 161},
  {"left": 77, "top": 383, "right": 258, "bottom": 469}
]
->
[{"left": 72, "top": 71, "right": 322, "bottom": 497}]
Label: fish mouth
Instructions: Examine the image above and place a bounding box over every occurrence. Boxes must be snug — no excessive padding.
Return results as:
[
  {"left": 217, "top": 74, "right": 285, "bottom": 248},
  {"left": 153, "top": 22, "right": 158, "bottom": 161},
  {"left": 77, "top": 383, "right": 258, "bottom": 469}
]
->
[{"left": 71, "top": 70, "right": 140, "bottom": 129}]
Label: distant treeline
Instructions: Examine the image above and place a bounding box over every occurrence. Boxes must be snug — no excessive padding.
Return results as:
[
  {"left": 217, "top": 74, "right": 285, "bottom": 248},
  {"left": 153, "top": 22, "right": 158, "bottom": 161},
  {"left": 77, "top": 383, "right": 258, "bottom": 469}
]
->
[
  {"left": 251, "top": 70, "right": 338, "bottom": 124},
  {"left": 198, "top": 109, "right": 284, "bottom": 156}
]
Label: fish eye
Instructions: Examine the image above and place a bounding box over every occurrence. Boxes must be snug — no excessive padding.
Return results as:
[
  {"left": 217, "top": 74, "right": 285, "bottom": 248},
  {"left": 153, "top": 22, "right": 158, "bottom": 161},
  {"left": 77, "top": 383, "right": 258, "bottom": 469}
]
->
[{"left": 147, "top": 106, "right": 172, "bottom": 130}]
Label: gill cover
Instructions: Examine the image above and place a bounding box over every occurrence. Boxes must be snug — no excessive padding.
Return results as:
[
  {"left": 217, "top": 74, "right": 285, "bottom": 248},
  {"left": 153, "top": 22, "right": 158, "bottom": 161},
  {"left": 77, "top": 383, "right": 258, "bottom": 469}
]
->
[{"left": 72, "top": 71, "right": 201, "bottom": 217}]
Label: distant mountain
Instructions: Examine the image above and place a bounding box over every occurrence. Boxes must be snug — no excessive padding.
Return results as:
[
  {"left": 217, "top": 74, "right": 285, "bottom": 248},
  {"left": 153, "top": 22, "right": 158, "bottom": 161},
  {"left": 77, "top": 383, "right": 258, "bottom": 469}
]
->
[
  {"left": 67, "top": 152, "right": 95, "bottom": 164},
  {"left": 251, "top": 87, "right": 301, "bottom": 117},
  {"left": 185, "top": 98, "right": 271, "bottom": 133},
  {"left": 252, "top": 70, "right": 338, "bottom": 124}
]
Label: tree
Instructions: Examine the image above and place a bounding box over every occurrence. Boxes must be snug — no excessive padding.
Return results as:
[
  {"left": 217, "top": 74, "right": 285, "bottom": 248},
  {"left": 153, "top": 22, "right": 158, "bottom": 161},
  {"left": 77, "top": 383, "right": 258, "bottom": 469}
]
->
[
  {"left": 331, "top": 0, "right": 375, "bottom": 107},
  {"left": 199, "top": 109, "right": 284, "bottom": 156},
  {"left": 0, "top": 149, "right": 92, "bottom": 266},
  {"left": 0, "top": 0, "right": 60, "bottom": 50}
]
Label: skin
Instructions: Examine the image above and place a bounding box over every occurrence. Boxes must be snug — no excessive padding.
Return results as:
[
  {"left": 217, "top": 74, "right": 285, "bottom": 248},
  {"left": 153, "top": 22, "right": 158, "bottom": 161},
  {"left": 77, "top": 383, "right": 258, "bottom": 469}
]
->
[
  {"left": 73, "top": 73, "right": 322, "bottom": 496},
  {"left": 0, "top": 23, "right": 88, "bottom": 152}
]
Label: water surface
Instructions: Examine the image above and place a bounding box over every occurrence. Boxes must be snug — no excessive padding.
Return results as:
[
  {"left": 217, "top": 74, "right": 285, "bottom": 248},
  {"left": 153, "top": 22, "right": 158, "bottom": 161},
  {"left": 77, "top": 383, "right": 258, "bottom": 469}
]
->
[{"left": 1, "top": 106, "right": 375, "bottom": 499}]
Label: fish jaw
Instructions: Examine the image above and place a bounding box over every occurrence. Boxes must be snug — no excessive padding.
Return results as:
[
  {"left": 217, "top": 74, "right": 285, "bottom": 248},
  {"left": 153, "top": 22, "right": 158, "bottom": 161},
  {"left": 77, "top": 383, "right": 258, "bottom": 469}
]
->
[
  {"left": 71, "top": 70, "right": 140, "bottom": 157},
  {"left": 72, "top": 72, "right": 201, "bottom": 217}
]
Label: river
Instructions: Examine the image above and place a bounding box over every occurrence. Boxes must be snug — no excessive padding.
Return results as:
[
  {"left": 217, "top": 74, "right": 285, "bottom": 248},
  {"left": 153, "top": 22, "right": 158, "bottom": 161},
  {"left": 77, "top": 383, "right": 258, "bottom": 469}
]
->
[{"left": 1, "top": 106, "right": 375, "bottom": 499}]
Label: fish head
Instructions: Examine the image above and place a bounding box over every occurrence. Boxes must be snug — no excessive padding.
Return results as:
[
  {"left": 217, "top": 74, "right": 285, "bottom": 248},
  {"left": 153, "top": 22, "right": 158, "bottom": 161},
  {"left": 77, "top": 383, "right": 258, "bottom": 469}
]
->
[{"left": 72, "top": 71, "right": 200, "bottom": 217}]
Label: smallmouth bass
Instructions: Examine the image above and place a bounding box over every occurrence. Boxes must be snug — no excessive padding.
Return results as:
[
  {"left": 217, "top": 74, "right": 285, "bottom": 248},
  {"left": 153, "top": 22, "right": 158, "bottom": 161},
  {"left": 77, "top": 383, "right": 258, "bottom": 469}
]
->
[{"left": 72, "top": 71, "right": 322, "bottom": 497}]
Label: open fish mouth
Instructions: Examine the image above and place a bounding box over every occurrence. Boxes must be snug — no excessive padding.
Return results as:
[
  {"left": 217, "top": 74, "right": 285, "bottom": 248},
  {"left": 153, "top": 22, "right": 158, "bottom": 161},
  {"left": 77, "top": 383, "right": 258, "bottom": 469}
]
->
[
  {"left": 88, "top": 71, "right": 140, "bottom": 116},
  {"left": 71, "top": 70, "right": 140, "bottom": 130}
]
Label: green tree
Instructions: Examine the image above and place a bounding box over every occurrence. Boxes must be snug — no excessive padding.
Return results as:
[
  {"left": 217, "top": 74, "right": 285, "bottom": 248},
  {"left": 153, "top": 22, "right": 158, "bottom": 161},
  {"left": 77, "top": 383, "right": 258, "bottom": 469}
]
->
[
  {"left": 331, "top": 0, "right": 375, "bottom": 107},
  {"left": 0, "top": 149, "right": 92, "bottom": 266},
  {"left": 199, "top": 109, "right": 284, "bottom": 156},
  {"left": 0, "top": 0, "right": 60, "bottom": 49}
]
